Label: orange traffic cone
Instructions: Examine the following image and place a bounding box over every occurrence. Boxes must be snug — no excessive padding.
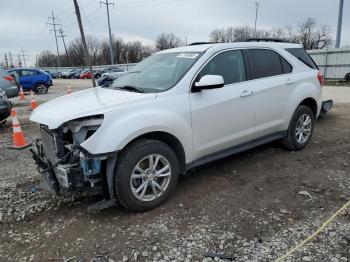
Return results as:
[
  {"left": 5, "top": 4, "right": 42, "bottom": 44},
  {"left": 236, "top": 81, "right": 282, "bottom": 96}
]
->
[
  {"left": 30, "top": 91, "right": 38, "bottom": 110},
  {"left": 9, "top": 108, "right": 31, "bottom": 150},
  {"left": 67, "top": 85, "right": 72, "bottom": 95},
  {"left": 19, "top": 86, "right": 25, "bottom": 100}
]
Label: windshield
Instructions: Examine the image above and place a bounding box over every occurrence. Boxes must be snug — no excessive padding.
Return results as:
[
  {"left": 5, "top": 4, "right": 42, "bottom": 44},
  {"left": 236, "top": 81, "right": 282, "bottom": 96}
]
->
[{"left": 109, "top": 52, "right": 202, "bottom": 93}]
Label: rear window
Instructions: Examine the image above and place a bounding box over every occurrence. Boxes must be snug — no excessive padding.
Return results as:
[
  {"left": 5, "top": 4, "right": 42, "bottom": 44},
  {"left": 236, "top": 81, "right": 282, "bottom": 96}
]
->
[
  {"left": 247, "top": 49, "right": 283, "bottom": 79},
  {"left": 286, "top": 48, "right": 318, "bottom": 70}
]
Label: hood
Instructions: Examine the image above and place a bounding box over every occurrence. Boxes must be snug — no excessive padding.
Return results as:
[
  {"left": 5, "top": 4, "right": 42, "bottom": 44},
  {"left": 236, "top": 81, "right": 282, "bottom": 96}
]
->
[{"left": 30, "top": 87, "right": 157, "bottom": 129}]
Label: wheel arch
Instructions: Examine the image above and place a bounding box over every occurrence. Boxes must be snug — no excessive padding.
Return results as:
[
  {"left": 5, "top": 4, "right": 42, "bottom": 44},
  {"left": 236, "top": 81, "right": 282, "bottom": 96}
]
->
[
  {"left": 299, "top": 97, "right": 318, "bottom": 118},
  {"left": 123, "top": 131, "right": 187, "bottom": 175}
]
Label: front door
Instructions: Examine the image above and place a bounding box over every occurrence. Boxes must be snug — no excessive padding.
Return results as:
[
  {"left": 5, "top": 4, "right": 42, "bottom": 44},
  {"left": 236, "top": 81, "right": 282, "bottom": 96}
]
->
[{"left": 190, "top": 49, "right": 255, "bottom": 161}]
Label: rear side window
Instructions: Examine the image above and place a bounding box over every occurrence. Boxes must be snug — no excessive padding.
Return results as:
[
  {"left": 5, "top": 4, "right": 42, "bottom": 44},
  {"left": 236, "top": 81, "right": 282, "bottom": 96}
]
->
[
  {"left": 286, "top": 48, "right": 318, "bottom": 70},
  {"left": 281, "top": 57, "right": 293, "bottom": 74},
  {"left": 247, "top": 49, "right": 283, "bottom": 79},
  {"left": 199, "top": 50, "right": 246, "bottom": 85}
]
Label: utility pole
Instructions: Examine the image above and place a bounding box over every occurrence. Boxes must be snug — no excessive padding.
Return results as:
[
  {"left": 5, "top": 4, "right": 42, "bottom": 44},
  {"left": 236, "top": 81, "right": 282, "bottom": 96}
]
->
[
  {"left": 58, "top": 28, "right": 70, "bottom": 66},
  {"left": 254, "top": 2, "right": 261, "bottom": 37},
  {"left": 48, "top": 11, "right": 61, "bottom": 68},
  {"left": 4, "top": 54, "right": 9, "bottom": 68},
  {"left": 335, "top": 0, "right": 344, "bottom": 48},
  {"left": 17, "top": 54, "right": 22, "bottom": 68},
  {"left": 73, "top": 0, "right": 97, "bottom": 87},
  {"left": 100, "top": 0, "right": 115, "bottom": 64},
  {"left": 21, "top": 48, "right": 27, "bottom": 67}
]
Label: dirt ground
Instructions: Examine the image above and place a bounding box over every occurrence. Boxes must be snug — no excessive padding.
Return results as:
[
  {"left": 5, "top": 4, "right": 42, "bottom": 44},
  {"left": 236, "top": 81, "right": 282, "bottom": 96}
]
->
[{"left": 0, "top": 80, "right": 350, "bottom": 262}]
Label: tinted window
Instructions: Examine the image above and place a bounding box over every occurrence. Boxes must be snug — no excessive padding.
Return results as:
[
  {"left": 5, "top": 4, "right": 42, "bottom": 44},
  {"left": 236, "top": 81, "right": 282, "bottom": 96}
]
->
[
  {"left": 247, "top": 49, "right": 283, "bottom": 79},
  {"left": 281, "top": 57, "right": 293, "bottom": 74},
  {"left": 199, "top": 50, "right": 246, "bottom": 85},
  {"left": 286, "top": 48, "right": 318, "bottom": 69}
]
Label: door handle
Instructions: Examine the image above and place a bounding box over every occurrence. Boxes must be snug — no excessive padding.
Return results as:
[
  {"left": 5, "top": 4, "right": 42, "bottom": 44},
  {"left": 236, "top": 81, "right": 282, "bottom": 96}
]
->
[
  {"left": 285, "top": 79, "right": 295, "bottom": 85},
  {"left": 240, "top": 90, "right": 253, "bottom": 97}
]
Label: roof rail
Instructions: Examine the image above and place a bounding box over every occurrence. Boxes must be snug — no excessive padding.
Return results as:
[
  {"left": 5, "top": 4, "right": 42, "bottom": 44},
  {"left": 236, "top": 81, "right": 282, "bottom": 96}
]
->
[
  {"left": 239, "top": 38, "right": 291, "bottom": 43},
  {"left": 188, "top": 42, "right": 217, "bottom": 46}
]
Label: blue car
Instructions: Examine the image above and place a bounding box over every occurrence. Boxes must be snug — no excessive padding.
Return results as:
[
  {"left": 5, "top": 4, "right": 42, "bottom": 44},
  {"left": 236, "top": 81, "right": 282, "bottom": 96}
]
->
[{"left": 7, "top": 68, "right": 53, "bottom": 94}]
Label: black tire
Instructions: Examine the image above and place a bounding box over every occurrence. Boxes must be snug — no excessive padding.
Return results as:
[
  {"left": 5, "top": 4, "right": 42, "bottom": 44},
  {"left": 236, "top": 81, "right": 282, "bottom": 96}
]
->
[
  {"left": 281, "top": 105, "right": 315, "bottom": 151},
  {"left": 95, "top": 74, "right": 101, "bottom": 79},
  {"left": 35, "top": 83, "right": 48, "bottom": 94},
  {"left": 345, "top": 73, "right": 350, "bottom": 82},
  {"left": 114, "top": 139, "right": 179, "bottom": 212}
]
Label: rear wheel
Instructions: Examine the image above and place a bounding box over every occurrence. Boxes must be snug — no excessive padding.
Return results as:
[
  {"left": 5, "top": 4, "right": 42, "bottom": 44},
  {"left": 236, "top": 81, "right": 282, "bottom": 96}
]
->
[
  {"left": 114, "top": 139, "right": 179, "bottom": 212},
  {"left": 35, "top": 83, "right": 48, "bottom": 94},
  {"left": 281, "top": 105, "right": 315, "bottom": 151}
]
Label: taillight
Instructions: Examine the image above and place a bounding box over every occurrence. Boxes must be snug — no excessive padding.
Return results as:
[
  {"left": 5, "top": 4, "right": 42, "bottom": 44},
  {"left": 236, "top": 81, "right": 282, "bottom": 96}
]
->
[
  {"left": 317, "top": 71, "right": 324, "bottom": 87},
  {"left": 4, "top": 75, "right": 14, "bottom": 81}
]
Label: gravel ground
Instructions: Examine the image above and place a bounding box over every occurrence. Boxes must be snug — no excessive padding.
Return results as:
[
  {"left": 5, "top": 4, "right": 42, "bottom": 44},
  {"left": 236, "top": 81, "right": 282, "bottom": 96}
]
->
[{"left": 0, "top": 81, "right": 349, "bottom": 261}]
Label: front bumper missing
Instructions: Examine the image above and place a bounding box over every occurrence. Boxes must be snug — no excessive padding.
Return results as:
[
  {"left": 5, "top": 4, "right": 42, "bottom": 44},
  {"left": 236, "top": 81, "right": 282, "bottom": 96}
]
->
[{"left": 30, "top": 139, "right": 59, "bottom": 195}]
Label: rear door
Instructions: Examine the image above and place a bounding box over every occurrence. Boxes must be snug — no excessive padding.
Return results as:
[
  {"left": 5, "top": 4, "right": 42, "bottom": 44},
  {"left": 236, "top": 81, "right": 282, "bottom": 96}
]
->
[{"left": 246, "top": 48, "right": 295, "bottom": 138}]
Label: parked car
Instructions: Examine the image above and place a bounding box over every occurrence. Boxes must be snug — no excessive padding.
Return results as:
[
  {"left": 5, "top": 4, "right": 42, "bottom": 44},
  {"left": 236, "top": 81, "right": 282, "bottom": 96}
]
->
[
  {"left": 97, "top": 75, "right": 117, "bottom": 86},
  {"left": 80, "top": 70, "right": 101, "bottom": 79},
  {"left": 50, "top": 72, "right": 61, "bottom": 79},
  {"left": 72, "top": 69, "right": 85, "bottom": 79},
  {"left": 0, "top": 88, "right": 11, "bottom": 123},
  {"left": 30, "top": 41, "right": 322, "bottom": 212},
  {"left": 0, "top": 67, "right": 19, "bottom": 98},
  {"left": 8, "top": 68, "right": 53, "bottom": 94},
  {"left": 102, "top": 68, "right": 126, "bottom": 78}
]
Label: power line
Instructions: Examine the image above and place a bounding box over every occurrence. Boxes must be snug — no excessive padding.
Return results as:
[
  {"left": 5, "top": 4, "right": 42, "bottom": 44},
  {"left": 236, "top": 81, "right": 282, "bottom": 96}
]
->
[{"left": 100, "top": 0, "right": 115, "bottom": 64}]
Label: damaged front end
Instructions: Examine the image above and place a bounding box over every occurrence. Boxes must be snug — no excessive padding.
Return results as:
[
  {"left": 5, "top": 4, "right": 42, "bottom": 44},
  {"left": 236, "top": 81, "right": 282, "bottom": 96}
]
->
[{"left": 30, "top": 115, "right": 108, "bottom": 197}]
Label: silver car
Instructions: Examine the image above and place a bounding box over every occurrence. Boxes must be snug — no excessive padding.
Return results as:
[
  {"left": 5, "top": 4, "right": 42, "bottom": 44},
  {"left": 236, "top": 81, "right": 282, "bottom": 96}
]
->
[{"left": 0, "top": 67, "right": 19, "bottom": 98}]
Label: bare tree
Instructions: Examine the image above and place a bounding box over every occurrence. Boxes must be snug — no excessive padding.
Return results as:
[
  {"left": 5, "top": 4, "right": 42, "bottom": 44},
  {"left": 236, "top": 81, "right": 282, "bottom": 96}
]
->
[{"left": 155, "top": 33, "right": 184, "bottom": 51}]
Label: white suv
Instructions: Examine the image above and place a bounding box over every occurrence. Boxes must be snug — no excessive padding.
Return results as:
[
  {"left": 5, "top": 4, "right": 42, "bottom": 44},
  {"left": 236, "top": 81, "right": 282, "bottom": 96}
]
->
[{"left": 30, "top": 41, "right": 323, "bottom": 211}]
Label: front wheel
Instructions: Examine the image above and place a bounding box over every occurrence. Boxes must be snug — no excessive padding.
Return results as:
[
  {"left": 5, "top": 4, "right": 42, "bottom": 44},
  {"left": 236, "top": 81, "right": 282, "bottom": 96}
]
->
[
  {"left": 114, "top": 139, "right": 179, "bottom": 212},
  {"left": 35, "top": 83, "right": 48, "bottom": 94},
  {"left": 281, "top": 105, "right": 315, "bottom": 151}
]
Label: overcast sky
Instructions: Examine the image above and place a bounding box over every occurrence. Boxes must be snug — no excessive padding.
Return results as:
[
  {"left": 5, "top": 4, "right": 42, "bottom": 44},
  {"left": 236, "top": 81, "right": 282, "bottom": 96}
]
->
[{"left": 0, "top": 0, "right": 349, "bottom": 66}]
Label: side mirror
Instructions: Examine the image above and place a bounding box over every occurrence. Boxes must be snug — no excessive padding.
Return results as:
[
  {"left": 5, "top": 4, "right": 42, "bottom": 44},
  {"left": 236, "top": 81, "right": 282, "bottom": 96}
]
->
[{"left": 192, "top": 75, "right": 224, "bottom": 92}]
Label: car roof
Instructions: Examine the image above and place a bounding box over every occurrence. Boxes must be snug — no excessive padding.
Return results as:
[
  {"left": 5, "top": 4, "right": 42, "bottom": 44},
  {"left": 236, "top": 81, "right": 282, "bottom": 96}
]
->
[{"left": 159, "top": 42, "right": 303, "bottom": 54}]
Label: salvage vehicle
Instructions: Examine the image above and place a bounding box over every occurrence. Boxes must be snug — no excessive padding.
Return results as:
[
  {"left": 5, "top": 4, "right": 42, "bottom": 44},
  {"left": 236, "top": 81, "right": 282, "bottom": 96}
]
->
[
  {"left": 0, "top": 67, "right": 19, "bottom": 98},
  {"left": 30, "top": 40, "right": 323, "bottom": 212}
]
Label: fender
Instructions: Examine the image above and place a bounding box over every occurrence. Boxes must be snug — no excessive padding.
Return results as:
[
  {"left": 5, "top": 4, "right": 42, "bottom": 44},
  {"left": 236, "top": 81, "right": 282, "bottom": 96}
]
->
[
  {"left": 282, "top": 72, "right": 322, "bottom": 130},
  {"left": 81, "top": 96, "right": 193, "bottom": 163}
]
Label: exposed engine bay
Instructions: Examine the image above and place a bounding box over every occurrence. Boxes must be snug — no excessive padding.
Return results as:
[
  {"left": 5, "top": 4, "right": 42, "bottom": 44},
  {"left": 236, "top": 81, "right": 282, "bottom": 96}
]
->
[{"left": 31, "top": 115, "right": 106, "bottom": 195}]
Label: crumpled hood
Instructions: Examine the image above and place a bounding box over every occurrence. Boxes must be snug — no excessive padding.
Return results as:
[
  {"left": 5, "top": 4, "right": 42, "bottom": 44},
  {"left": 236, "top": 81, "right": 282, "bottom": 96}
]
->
[{"left": 30, "top": 87, "right": 157, "bottom": 129}]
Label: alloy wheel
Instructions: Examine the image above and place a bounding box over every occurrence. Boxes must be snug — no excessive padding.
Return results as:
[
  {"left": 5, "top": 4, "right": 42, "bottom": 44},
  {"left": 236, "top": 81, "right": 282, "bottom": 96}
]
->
[
  {"left": 130, "top": 154, "right": 172, "bottom": 202},
  {"left": 295, "top": 114, "right": 312, "bottom": 144}
]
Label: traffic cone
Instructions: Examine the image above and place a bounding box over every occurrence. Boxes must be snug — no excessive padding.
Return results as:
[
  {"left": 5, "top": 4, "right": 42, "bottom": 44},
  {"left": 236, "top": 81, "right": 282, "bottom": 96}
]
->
[
  {"left": 19, "top": 86, "right": 25, "bottom": 100},
  {"left": 30, "top": 91, "right": 38, "bottom": 110},
  {"left": 9, "top": 108, "right": 31, "bottom": 150},
  {"left": 67, "top": 85, "right": 72, "bottom": 95}
]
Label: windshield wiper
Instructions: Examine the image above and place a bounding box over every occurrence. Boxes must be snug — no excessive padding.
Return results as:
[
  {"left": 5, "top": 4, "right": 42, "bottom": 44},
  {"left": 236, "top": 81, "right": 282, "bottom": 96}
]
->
[{"left": 115, "top": 85, "right": 144, "bottom": 93}]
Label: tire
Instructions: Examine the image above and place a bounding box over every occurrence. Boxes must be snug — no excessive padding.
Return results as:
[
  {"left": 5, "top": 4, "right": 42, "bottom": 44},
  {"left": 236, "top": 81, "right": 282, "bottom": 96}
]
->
[
  {"left": 35, "top": 83, "right": 48, "bottom": 94},
  {"left": 345, "top": 73, "right": 350, "bottom": 82},
  {"left": 114, "top": 139, "right": 179, "bottom": 212},
  {"left": 281, "top": 105, "right": 315, "bottom": 151},
  {"left": 95, "top": 74, "right": 101, "bottom": 79}
]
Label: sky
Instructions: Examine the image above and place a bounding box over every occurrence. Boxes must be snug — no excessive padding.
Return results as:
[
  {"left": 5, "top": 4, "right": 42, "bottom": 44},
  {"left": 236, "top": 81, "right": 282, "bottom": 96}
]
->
[{"left": 0, "top": 0, "right": 349, "bottom": 66}]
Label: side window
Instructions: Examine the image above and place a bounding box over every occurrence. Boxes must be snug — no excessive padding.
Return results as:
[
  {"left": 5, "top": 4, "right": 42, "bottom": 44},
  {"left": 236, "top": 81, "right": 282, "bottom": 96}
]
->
[
  {"left": 281, "top": 56, "right": 293, "bottom": 74},
  {"left": 21, "top": 70, "right": 35, "bottom": 77},
  {"left": 247, "top": 49, "right": 283, "bottom": 79},
  {"left": 199, "top": 50, "right": 246, "bottom": 85}
]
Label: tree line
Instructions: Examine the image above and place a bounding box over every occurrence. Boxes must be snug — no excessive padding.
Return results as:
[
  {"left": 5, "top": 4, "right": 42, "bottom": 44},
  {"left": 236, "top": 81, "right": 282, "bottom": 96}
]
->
[{"left": 35, "top": 18, "right": 332, "bottom": 67}]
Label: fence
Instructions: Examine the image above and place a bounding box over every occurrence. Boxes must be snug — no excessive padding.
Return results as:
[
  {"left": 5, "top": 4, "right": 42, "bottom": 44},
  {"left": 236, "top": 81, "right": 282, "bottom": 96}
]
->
[
  {"left": 308, "top": 47, "right": 350, "bottom": 80},
  {"left": 40, "top": 63, "right": 137, "bottom": 73}
]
